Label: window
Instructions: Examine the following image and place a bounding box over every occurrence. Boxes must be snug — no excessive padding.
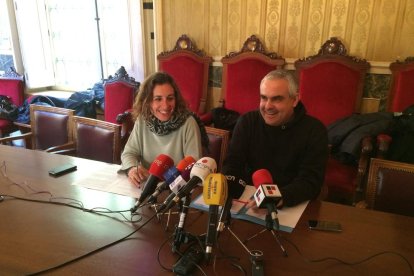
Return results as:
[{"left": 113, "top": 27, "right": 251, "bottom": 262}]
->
[
  {"left": 0, "top": 0, "right": 14, "bottom": 74},
  {"left": 13, "top": 0, "right": 144, "bottom": 90}
]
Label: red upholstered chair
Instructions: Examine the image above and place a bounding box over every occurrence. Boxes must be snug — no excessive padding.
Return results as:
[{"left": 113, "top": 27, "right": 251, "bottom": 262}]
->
[
  {"left": 0, "top": 67, "right": 25, "bottom": 137},
  {"left": 294, "top": 37, "right": 371, "bottom": 204},
  {"left": 104, "top": 66, "right": 140, "bottom": 124},
  {"left": 376, "top": 57, "right": 414, "bottom": 160},
  {"left": 158, "top": 34, "right": 212, "bottom": 119},
  {"left": 387, "top": 57, "right": 414, "bottom": 112},
  {"left": 0, "top": 105, "right": 74, "bottom": 151},
  {"left": 220, "top": 35, "right": 285, "bottom": 116}
]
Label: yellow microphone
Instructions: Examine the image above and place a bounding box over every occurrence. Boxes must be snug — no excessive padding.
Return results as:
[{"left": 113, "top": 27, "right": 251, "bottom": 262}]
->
[{"left": 203, "top": 173, "right": 228, "bottom": 263}]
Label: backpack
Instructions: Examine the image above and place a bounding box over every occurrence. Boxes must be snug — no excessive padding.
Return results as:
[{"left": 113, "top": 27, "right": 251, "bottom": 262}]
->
[
  {"left": 64, "top": 91, "right": 96, "bottom": 118},
  {"left": 387, "top": 105, "right": 414, "bottom": 163},
  {"left": 0, "top": 95, "right": 18, "bottom": 121},
  {"left": 15, "top": 95, "right": 56, "bottom": 124}
]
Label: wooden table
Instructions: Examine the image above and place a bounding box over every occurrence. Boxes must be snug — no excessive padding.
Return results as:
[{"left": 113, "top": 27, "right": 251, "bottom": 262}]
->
[{"left": 0, "top": 145, "right": 413, "bottom": 275}]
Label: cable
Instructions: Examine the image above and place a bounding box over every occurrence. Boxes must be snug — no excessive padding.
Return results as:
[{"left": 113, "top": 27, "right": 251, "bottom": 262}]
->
[
  {"left": 27, "top": 212, "right": 158, "bottom": 275},
  {"left": 281, "top": 236, "right": 414, "bottom": 275}
]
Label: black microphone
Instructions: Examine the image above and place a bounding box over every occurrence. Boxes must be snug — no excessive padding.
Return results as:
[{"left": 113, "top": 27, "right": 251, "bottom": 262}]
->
[
  {"left": 203, "top": 173, "right": 227, "bottom": 263},
  {"left": 252, "top": 169, "right": 281, "bottom": 230},
  {"left": 172, "top": 194, "right": 191, "bottom": 252},
  {"left": 217, "top": 175, "right": 247, "bottom": 232},
  {"left": 131, "top": 154, "right": 174, "bottom": 212},
  {"left": 157, "top": 157, "right": 217, "bottom": 214}
]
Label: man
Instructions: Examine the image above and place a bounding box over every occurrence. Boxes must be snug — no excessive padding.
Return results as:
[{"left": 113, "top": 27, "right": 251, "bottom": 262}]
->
[{"left": 222, "top": 69, "right": 328, "bottom": 207}]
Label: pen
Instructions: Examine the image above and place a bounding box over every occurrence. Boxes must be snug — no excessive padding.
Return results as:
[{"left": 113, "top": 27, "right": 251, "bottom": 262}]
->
[{"left": 233, "top": 199, "right": 248, "bottom": 205}]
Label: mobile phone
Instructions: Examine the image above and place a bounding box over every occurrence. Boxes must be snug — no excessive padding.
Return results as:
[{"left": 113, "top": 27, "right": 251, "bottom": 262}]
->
[
  {"left": 308, "top": 220, "right": 342, "bottom": 232},
  {"left": 48, "top": 164, "right": 77, "bottom": 177}
]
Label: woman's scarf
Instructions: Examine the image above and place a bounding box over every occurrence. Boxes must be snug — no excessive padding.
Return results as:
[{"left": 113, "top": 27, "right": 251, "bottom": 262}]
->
[{"left": 145, "top": 111, "right": 209, "bottom": 149}]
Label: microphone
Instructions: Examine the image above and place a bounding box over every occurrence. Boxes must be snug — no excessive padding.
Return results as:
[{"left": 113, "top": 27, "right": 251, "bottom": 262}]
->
[
  {"left": 252, "top": 169, "right": 282, "bottom": 230},
  {"left": 203, "top": 173, "right": 228, "bottom": 262},
  {"left": 146, "top": 156, "right": 196, "bottom": 203},
  {"left": 158, "top": 157, "right": 217, "bottom": 213},
  {"left": 217, "top": 175, "right": 247, "bottom": 232},
  {"left": 131, "top": 154, "right": 174, "bottom": 212},
  {"left": 172, "top": 194, "right": 191, "bottom": 252}
]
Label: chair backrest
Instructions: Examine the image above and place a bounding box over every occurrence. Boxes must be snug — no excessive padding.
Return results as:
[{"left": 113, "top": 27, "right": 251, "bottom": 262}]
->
[
  {"left": 73, "top": 116, "right": 121, "bottom": 164},
  {"left": 294, "top": 37, "right": 370, "bottom": 126},
  {"left": 221, "top": 35, "right": 285, "bottom": 115},
  {"left": 30, "top": 105, "right": 74, "bottom": 150},
  {"left": 387, "top": 57, "right": 414, "bottom": 112},
  {"left": 0, "top": 67, "right": 25, "bottom": 106},
  {"left": 158, "top": 34, "right": 212, "bottom": 115},
  {"left": 366, "top": 158, "right": 414, "bottom": 217},
  {"left": 0, "top": 67, "right": 25, "bottom": 136},
  {"left": 202, "top": 126, "right": 230, "bottom": 172},
  {"left": 104, "top": 66, "right": 140, "bottom": 124}
]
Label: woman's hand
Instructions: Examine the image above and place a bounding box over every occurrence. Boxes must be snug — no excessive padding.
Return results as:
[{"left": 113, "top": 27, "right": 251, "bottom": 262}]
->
[{"left": 127, "top": 165, "right": 149, "bottom": 188}]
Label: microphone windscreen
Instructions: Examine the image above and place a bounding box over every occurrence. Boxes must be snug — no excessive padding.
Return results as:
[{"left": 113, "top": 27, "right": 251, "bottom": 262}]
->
[
  {"left": 203, "top": 173, "right": 227, "bottom": 206},
  {"left": 176, "top": 156, "right": 196, "bottom": 172},
  {"left": 190, "top": 157, "right": 217, "bottom": 181},
  {"left": 181, "top": 162, "right": 194, "bottom": 182},
  {"left": 226, "top": 175, "right": 247, "bottom": 199},
  {"left": 148, "top": 154, "right": 174, "bottom": 180},
  {"left": 163, "top": 166, "right": 180, "bottom": 185},
  {"left": 252, "top": 169, "right": 273, "bottom": 188}
]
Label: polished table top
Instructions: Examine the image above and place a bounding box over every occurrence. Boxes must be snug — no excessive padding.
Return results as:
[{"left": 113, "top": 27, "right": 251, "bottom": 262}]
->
[{"left": 0, "top": 145, "right": 413, "bottom": 275}]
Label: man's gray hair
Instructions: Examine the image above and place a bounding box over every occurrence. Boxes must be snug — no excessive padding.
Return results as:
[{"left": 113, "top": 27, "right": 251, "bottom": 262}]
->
[{"left": 261, "top": 69, "right": 298, "bottom": 98}]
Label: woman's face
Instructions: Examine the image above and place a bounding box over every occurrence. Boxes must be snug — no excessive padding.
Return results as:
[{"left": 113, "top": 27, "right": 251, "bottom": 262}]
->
[{"left": 150, "top": 83, "right": 176, "bottom": 121}]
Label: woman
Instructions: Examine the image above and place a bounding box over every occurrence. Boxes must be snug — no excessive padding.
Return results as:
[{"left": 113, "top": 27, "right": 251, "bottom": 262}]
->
[{"left": 121, "top": 72, "right": 205, "bottom": 187}]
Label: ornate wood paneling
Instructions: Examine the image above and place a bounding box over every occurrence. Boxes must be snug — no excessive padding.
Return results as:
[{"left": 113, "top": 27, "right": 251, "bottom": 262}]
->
[{"left": 155, "top": 0, "right": 414, "bottom": 63}]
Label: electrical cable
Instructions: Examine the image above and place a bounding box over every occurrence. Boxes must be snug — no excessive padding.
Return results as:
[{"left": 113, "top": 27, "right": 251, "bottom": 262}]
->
[
  {"left": 281, "top": 235, "right": 414, "bottom": 275},
  {"left": 27, "top": 212, "right": 158, "bottom": 275}
]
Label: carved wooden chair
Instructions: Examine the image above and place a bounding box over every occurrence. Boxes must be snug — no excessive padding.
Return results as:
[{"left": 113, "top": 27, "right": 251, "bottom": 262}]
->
[
  {"left": 219, "top": 35, "right": 285, "bottom": 117},
  {"left": 294, "top": 37, "right": 371, "bottom": 204},
  {"left": 387, "top": 57, "right": 414, "bottom": 112},
  {"left": 363, "top": 158, "right": 414, "bottom": 217},
  {"left": 103, "top": 66, "right": 140, "bottom": 124},
  {"left": 158, "top": 34, "right": 212, "bottom": 122},
  {"left": 0, "top": 105, "right": 74, "bottom": 151},
  {"left": 55, "top": 116, "right": 121, "bottom": 164},
  {"left": 202, "top": 126, "right": 230, "bottom": 172},
  {"left": 377, "top": 57, "right": 414, "bottom": 159},
  {"left": 0, "top": 67, "right": 25, "bottom": 137}
]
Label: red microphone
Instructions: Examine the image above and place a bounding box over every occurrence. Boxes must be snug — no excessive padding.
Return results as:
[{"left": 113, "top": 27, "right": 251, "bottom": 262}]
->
[
  {"left": 176, "top": 156, "right": 196, "bottom": 172},
  {"left": 252, "top": 169, "right": 281, "bottom": 230},
  {"left": 131, "top": 154, "right": 174, "bottom": 211}
]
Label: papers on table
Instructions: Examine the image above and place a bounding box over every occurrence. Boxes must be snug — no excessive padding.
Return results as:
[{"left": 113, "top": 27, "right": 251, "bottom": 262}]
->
[
  {"left": 191, "top": 185, "right": 308, "bottom": 233},
  {"left": 71, "top": 164, "right": 142, "bottom": 199}
]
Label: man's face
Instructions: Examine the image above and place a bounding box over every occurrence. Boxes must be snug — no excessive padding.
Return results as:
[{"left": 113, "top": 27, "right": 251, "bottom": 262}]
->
[{"left": 259, "top": 78, "right": 299, "bottom": 126}]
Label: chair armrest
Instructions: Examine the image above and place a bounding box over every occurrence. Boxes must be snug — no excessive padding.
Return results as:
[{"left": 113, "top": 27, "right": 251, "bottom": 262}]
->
[
  {"left": 13, "top": 121, "right": 31, "bottom": 130},
  {"left": 45, "top": 141, "right": 76, "bottom": 153},
  {"left": 199, "top": 112, "right": 212, "bottom": 126},
  {"left": 353, "top": 136, "right": 374, "bottom": 204},
  {"left": 0, "top": 132, "right": 32, "bottom": 146},
  {"left": 376, "top": 134, "right": 392, "bottom": 159}
]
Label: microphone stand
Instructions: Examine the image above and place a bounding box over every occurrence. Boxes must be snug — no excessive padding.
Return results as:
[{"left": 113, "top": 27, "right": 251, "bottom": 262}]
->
[
  {"left": 243, "top": 213, "right": 288, "bottom": 257},
  {"left": 224, "top": 225, "right": 265, "bottom": 276},
  {"left": 172, "top": 195, "right": 195, "bottom": 253}
]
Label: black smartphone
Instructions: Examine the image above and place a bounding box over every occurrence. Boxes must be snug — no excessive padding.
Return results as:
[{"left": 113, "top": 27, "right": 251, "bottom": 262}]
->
[
  {"left": 308, "top": 220, "right": 342, "bottom": 232},
  {"left": 48, "top": 164, "right": 77, "bottom": 177}
]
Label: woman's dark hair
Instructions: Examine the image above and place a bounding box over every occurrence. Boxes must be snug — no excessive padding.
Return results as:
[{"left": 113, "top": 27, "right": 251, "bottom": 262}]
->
[{"left": 132, "top": 71, "right": 188, "bottom": 120}]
